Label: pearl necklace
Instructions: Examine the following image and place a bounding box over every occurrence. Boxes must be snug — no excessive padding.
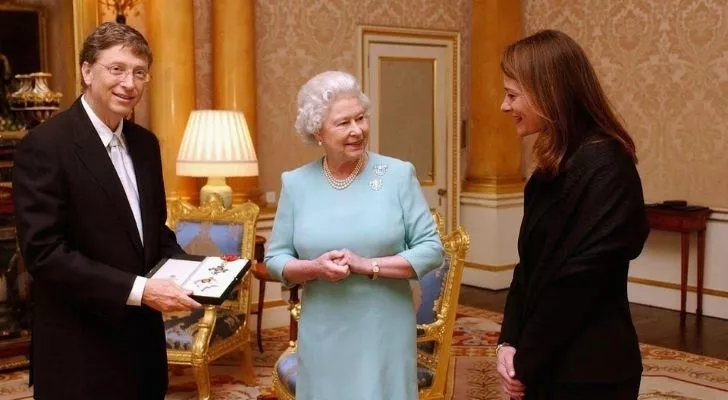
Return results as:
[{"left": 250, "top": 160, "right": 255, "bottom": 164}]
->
[{"left": 323, "top": 153, "right": 367, "bottom": 190}]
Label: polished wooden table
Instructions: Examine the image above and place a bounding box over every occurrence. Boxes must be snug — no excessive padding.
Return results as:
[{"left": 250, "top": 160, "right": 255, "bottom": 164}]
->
[{"left": 645, "top": 205, "right": 712, "bottom": 324}]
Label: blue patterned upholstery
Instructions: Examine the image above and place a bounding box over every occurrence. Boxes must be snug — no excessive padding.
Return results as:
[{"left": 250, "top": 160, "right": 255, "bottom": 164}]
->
[
  {"left": 175, "top": 221, "right": 244, "bottom": 257},
  {"left": 275, "top": 352, "right": 433, "bottom": 394},
  {"left": 416, "top": 256, "right": 451, "bottom": 354},
  {"left": 416, "top": 256, "right": 451, "bottom": 325},
  {"left": 164, "top": 221, "right": 247, "bottom": 349},
  {"left": 164, "top": 309, "right": 246, "bottom": 350},
  {"left": 417, "top": 366, "right": 434, "bottom": 389},
  {"left": 276, "top": 352, "right": 299, "bottom": 394}
]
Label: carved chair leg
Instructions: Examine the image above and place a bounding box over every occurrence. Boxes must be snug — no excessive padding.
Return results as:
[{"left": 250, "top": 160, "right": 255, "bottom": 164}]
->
[
  {"left": 192, "top": 363, "right": 212, "bottom": 400},
  {"left": 257, "top": 279, "right": 266, "bottom": 352},
  {"left": 241, "top": 342, "right": 258, "bottom": 385}
]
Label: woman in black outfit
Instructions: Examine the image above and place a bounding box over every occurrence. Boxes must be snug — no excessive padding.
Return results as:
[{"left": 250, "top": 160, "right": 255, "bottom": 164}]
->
[{"left": 495, "top": 29, "right": 650, "bottom": 400}]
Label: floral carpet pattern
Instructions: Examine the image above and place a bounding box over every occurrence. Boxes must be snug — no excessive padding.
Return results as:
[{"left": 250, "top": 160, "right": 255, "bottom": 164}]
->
[
  {"left": 0, "top": 306, "right": 726, "bottom": 399},
  {"left": 448, "top": 306, "right": 728, "bottom": 400}
]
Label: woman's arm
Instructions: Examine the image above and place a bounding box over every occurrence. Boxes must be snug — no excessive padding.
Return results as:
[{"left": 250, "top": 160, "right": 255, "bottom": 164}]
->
[
  {"left": 264, "top": 172, "right": 300, "bottom": 288},
  {"left": 395, "top": 163, "right": 444, "bottom": 278},
  {"left": 345, "top": 162, "right": 443, "bottom": 279},
  {"left": 264, "top": 173, "right": 349, "bottom": 286},
  {"left": 499, "top": 263, "right": 525, "bottom": 346}
]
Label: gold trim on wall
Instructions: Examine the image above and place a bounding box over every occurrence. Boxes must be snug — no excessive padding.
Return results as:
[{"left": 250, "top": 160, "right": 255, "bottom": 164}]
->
[
  {"left": 72, "top": 0, "right": 99, "bottom": 97},
  {"left": 359, "top": 25, "right": 461, "bottom": 231},
  {"left": 628, "top": 276, "right": 728, "bottom": 299},
  {"left": 464, "top": 261, "right": 517, "bottom": 272}
]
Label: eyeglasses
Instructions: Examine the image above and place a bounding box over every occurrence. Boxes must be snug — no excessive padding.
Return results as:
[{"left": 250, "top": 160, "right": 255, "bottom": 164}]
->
[{"left": 97, "top": 63, "right": 151, "bottom": 83}]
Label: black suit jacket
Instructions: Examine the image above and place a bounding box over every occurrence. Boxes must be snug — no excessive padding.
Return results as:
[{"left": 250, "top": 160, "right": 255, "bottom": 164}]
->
[
  {"left": 498, "top": 137, "right": 650, "bottom": 390},
  {"left": 13, "top": 98, "right": 183, "bottom": 399}
]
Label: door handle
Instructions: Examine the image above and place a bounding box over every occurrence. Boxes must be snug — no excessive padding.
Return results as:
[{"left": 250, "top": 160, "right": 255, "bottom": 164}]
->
[{"left": 437, "top": 188, "right": 447, "bottom": 206}]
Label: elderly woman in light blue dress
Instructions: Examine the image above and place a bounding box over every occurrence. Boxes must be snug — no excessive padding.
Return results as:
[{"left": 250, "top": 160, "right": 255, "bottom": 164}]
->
[{"left": 265, "top": 70, "right": 443, "bottom": 400}]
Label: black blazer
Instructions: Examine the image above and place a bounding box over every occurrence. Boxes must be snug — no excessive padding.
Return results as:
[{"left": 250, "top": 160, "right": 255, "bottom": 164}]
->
[
  {"left": 499, "top": 137, "right": 650, "bottom": 388},
  {"left": 13, "top": 98, "right": 183, "bottom": 399}
]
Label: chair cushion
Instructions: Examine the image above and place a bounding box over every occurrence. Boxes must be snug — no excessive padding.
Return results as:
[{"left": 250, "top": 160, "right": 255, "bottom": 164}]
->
[
  {"left": 417, "top": 365, "right": 434, "bottom": 389},
  {"left": 276, "top": 351, "right": 298, "bottom": 394},
  {"left": 164, "top": 308, "right": 245, "bottom": 350},
  {"left": 275, "top": 350, "right": 433, "bottom": 393},
  {"left": 175, "top": 221, "right": 244, "bottom": 257}
]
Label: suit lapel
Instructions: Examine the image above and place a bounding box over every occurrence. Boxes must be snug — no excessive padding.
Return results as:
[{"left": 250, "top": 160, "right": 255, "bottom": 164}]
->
[{"left": 70, "top": 100, "right": 144, "bottom": 256}]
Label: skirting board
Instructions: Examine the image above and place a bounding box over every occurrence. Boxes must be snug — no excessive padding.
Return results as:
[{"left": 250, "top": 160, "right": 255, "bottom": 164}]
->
[
  {"left": 462, "top": 267, "right": 513, "bottom": 290},
  {"left": 628, "top": 279, "right": 728, "bottom": 320}
]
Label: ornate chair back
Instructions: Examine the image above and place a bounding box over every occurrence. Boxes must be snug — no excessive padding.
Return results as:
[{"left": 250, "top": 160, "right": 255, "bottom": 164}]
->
[
  {"left": 414, "top": 215, "right": 469, "bottom": 399},
  {"left": 165, "top": 195, "right": 260, "bottom": 398}
]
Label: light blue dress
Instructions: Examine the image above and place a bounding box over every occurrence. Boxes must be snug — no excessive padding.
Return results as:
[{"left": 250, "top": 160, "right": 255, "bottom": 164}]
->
[{"left": 265, "top": 152, "right": 443, "bottom": 400}]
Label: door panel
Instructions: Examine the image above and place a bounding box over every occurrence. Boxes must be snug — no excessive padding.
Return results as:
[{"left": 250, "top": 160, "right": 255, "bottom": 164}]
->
[
  {"left": 368, "top": 43, "right": 448, "bottom": 218},
  {"left": 359, "top": 26, "right": 461, "bottom": 231}
]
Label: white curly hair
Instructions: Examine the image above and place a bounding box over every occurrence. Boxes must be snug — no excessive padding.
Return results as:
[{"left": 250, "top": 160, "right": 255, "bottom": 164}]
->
[{"left": 294, "top": 70, "right": 371, "bottom": 145}]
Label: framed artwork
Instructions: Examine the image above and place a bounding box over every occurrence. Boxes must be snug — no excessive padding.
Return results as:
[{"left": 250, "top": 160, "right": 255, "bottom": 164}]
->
[{"left": 0, "top": 4, "right": 47, "bottom": 76}]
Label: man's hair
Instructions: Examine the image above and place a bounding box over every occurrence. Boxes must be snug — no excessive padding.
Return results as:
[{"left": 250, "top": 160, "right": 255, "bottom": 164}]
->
[{"left": 79, "top": 22, "right": 152, "bottom": 88}]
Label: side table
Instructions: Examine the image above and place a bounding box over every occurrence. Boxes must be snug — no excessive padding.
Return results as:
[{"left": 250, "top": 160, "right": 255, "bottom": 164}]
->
[{"left": 645, "top": 205, "right": 712, "bottom": 324}]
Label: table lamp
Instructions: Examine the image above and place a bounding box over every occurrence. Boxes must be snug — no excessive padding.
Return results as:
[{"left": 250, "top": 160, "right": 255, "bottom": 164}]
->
[{"left": 177, "top": 110, "right": 258, "bottom": 208}]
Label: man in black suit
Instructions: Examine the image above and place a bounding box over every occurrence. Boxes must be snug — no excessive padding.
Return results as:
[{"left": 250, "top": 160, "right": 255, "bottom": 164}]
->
[{"left": 13, "top": 22, "right": 201, "bottom": 399}]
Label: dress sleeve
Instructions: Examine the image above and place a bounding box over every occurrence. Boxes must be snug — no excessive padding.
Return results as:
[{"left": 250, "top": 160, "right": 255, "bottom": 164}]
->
[
  {"left": 396, "top": 162, "right": 444, "bottom": 279},
  {"left": 264, "top": 172, "right": 297, "bottom": 288}
]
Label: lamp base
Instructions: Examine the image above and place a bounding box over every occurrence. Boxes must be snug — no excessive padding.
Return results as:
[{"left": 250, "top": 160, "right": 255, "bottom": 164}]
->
[{"left": 200, "top": 177, "right": 232, "bottom": 208}]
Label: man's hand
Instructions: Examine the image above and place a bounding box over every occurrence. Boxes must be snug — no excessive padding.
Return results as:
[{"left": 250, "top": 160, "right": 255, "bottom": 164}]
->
[
  {"left": 496, "top": 345, "right": 525, "bottom": 399},
  {"left": 141, "top": 279, "right": 202, "bottom": 312}
]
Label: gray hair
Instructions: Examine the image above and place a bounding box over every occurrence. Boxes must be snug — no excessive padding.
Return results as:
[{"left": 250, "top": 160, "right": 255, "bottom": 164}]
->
[{"left": 294, "top": 70, "right": 371, "bottom": 145}]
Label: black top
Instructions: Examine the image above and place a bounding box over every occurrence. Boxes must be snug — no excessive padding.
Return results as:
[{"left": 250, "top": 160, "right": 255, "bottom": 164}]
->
[{"left": 499, "top": 136, "right": 650, "bottom": 386}]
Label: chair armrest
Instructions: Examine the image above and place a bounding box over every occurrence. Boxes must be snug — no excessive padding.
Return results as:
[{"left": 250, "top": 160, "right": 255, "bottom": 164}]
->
[{"left": 416, "top": 314, "right": 446, "bottom": 342}]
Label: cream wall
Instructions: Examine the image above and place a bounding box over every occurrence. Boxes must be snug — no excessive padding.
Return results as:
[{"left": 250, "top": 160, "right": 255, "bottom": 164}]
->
[
  {"left": 524, "top": 0, "right": 728, "bottom": 209},
  {"left": 193, "top": 0, "right": 471, "bottom": 195},
  {"left": 520, "top": 0, "right": 728, "bottom": 318}
]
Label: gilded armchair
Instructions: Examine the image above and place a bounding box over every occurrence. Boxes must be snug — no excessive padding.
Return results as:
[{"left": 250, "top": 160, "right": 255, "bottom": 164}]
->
[
  {"left": 165, "top": 195, "right": 259, "bottom": 400},
  {"left": 271, "top": 212, "right": 470, "bottom": 400}
]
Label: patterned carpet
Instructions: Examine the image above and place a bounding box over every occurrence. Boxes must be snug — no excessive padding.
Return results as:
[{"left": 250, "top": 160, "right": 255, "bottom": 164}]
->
[{"left": 0, "top": 305, "right": 727, "bottom": 399}]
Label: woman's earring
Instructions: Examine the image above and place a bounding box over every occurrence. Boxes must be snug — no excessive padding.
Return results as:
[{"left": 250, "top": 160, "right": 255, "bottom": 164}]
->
[{"left": 317, "top": 141, "right": 322, "bottom": 146}]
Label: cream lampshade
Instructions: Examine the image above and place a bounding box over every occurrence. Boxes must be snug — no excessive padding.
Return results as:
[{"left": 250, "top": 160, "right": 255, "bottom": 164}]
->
[{"left": 177, "top": 110, "right": 258, "bottom": 208}]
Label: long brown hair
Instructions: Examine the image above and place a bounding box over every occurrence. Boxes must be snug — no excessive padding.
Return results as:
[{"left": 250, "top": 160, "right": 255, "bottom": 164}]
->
[{"left": 501, "top": 29, "right": 636, "bottom": 176}]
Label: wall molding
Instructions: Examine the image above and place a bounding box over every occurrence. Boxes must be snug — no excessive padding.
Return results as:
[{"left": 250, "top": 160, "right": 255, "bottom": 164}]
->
[
  {"left": 709, "top": 207, "right": 728, "bottom": 222},
  {"left": 464, "top": 261, "right": 517, "bottom": 272},
  {"left": 628, "top": 276, "right": 728, "bottom": 299},
  {"left": 250, "top": 299, "right": 288, "bottom": 310},
  {"left": 460, "top": 192, "right": 524, "bottom": 209}
]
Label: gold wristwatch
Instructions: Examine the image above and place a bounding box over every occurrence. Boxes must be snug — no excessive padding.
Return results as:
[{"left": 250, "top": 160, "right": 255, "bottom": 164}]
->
[{"left": 369, "top": 260, "right": 380, "bottom": 280}]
